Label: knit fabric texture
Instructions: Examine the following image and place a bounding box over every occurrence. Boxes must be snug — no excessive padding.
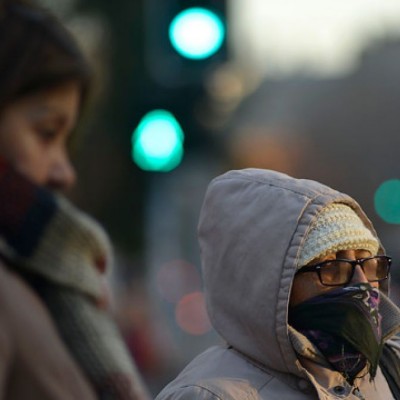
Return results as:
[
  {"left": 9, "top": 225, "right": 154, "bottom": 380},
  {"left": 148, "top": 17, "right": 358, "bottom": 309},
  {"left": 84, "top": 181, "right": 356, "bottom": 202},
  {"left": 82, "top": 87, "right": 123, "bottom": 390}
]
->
[
  {"left": 0, "top": 159, "right": 150, "bottom": 400},
  {"left": 298, "top": 203, "right": 379, "bottom": 268}
]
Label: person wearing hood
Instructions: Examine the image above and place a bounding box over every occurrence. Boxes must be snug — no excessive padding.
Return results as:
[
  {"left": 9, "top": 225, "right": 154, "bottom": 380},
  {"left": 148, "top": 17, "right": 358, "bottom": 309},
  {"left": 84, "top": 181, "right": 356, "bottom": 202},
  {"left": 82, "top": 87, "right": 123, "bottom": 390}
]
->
[{"left": 156, "top": 168, "right": 400, "bottom": 399}]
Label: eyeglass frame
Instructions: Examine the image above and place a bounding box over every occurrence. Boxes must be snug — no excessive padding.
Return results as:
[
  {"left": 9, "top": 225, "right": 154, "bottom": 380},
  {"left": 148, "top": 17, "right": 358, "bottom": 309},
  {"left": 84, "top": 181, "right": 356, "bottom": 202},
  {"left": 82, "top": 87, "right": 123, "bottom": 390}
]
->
[{"left": 296, "top": 255, "right": 392, "bottom": 287}]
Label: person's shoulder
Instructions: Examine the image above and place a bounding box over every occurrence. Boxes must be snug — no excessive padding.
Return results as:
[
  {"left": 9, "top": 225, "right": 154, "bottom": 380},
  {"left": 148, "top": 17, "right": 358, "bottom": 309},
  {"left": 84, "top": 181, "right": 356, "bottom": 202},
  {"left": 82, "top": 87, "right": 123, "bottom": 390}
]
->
[
  {"left": 0, "top": 259, "right": 69, "bottom": 352},
  {"left": 0, "top": 261, "right": 97, "bottom": 399},
  {"left": 155, "top": 384, "right": 223, "bottom": 400},
  {"left": 155, "top": 346, "right": 274, "bottom": 400},
  {"left": 0, "top": 260, "right": 44, "bottom": 312},
  {"left": 156, "top": 379, "right": 262, "bottom": 400},
  {"left": 0, "top": 260, "right": 60, "bottom": 355}
]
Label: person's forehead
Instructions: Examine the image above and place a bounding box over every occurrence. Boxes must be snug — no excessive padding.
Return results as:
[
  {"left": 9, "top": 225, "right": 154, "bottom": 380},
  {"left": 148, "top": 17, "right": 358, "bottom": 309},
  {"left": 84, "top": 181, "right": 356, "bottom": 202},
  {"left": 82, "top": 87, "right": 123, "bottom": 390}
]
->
[{"left": 316, "top": 249, "right": 373, "bottom": 262}]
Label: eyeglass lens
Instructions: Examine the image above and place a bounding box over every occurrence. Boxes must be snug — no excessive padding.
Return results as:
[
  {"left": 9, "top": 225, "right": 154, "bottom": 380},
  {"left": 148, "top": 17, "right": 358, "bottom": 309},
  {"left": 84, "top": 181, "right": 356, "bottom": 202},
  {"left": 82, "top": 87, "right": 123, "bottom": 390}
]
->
[{"left": 319, "top": 257, "right": 389, "bottom": 286}]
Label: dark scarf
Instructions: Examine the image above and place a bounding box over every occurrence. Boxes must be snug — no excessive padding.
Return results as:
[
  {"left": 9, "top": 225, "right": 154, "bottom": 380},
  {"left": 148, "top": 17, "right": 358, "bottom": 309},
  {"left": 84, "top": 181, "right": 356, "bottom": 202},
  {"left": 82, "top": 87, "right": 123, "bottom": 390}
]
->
[
  {"left": 0, "top": 158, "right": 150, "bottom": 400},
  {"left": 289, "top": 283, "right": 382, "bottom": 383}
]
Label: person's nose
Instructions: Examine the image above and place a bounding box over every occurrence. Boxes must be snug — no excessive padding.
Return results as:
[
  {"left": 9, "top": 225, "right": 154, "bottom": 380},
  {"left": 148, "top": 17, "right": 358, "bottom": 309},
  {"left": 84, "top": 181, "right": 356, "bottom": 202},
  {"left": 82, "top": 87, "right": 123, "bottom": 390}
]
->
[
  {"left": 47, "top": 151, "right": 76, "bottom": 192},
  {"left": 350, "top": 264, "right": 369, "bottom": 285}
]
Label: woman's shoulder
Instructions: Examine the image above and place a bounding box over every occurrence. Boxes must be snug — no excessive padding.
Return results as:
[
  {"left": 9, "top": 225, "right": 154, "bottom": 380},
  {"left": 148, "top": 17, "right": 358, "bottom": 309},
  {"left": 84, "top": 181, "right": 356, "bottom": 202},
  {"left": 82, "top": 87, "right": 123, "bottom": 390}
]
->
[
  {"left": 0, "top": 261, "right": 96, "bottom": 399},
  {"left": 0, "top": 261, "right": 47, "bottom": 314}
]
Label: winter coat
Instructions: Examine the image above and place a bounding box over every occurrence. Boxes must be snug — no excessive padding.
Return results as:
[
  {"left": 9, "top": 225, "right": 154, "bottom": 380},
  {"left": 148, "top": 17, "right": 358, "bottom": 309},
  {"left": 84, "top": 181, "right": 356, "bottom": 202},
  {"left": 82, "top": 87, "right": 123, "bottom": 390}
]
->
[
  {"left": 0, "top": 262, "right": 96, "bottom": 400},
  {"left": 156, "top": 169, "right": 400, "bottom": 400}
]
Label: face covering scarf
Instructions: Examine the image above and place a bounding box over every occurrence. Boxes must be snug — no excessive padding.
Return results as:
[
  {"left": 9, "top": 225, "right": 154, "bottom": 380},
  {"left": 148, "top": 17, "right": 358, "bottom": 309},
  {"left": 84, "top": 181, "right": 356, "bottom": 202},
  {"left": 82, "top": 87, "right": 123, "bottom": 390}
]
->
[{"left": 289, "top": 283, "right": 383, "bottom": 384}]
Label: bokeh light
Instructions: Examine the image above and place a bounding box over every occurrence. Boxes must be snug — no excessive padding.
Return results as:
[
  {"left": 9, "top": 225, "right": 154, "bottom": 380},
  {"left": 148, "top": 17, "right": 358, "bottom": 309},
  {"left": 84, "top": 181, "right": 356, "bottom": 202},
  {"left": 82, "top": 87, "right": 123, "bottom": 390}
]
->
[
  {"left": 156, "top": 259, "right": 202, "bottom": 303},
  {"left": 169, "top": 7, "right": 225, "bottom": 60},
  {"left": 374, "top": 179, "right": 400, "bottom": 224},
  {"left": 175, "top": 292, "right": 212, "bottom": 335},
  {"left": 131, "top": 109, "right": 184, "bottom": 172}
]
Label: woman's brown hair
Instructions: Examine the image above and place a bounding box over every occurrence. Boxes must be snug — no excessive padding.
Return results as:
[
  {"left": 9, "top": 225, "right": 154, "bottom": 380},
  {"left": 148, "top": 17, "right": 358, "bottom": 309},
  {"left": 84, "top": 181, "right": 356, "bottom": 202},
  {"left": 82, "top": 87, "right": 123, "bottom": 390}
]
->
[{"left": 0, "top": 0, "right": 92, "bottom": 113}]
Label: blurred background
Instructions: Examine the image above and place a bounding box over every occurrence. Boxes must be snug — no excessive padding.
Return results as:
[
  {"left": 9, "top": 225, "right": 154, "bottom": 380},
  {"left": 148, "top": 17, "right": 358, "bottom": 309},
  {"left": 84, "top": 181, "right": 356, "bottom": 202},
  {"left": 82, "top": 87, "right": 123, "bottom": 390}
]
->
[{"left": 40, "top": 0, "right": 400, "bottom": 395}]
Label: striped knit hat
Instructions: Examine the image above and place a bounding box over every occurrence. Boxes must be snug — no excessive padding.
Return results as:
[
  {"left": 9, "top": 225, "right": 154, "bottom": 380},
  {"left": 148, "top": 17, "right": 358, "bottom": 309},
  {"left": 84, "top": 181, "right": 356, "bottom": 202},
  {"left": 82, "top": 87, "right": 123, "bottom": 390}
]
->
[{"left": 298, "top": 203, "right": 379, "bottom": 268}]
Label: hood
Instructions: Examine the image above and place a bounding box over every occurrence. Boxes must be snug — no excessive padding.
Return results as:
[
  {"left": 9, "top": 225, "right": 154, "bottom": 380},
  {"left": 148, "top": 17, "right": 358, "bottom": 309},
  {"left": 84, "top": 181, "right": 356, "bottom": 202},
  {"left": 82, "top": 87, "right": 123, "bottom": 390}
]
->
[{"left": 198, "top": 169, "right": 384, "bottom": 377}]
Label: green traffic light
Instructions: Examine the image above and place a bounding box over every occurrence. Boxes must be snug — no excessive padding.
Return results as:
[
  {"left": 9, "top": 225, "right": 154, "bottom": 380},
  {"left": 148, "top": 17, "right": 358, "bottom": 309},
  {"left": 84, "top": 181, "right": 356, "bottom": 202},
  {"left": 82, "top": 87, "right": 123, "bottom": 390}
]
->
[
  {"left": 132, "top": 110, "right": 184, "bottom": 172},
  {"left": 374, "top": 179, "right": 400, "bottom": 224},
  {"left": 169, "top": 7, "right": 225, "bottom": 60}
]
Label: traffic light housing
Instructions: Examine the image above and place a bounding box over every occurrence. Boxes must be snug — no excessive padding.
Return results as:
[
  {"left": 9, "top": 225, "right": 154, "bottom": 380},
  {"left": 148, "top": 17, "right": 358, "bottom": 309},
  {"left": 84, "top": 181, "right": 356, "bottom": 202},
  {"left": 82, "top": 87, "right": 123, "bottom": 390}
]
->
[
  {"left": 144, "top": 0, "right": 227, "bottom": 88},
  {"left": 135, "top": 1, "right": 228, "bottom": 173}
]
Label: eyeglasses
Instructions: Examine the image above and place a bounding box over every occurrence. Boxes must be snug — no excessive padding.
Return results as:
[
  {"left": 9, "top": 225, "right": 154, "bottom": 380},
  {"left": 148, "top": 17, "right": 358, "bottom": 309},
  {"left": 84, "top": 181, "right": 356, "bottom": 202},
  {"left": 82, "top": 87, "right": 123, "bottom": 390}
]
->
[{"left": 296, "top": 255, "right": 392, "bottom": 286}]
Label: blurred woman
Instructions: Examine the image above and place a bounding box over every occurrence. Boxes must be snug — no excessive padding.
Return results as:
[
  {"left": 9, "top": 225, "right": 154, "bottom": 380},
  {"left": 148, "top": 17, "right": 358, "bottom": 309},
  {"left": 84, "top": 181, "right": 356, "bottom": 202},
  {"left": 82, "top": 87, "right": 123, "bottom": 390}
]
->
[{"left": 0, "top": 0, "right": 149, "bottom": 398}]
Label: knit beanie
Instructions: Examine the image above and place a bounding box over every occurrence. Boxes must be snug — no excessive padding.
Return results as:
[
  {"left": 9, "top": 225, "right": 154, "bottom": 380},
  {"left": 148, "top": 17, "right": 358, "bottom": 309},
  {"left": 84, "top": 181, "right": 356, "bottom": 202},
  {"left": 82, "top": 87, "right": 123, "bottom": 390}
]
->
[{"left": 298, "top": 203, "right": 379, "bottom": 268}]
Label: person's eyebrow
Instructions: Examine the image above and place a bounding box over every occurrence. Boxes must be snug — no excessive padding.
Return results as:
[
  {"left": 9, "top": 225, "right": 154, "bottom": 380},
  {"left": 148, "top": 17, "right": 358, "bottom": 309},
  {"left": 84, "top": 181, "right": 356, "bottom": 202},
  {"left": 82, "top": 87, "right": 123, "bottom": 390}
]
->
[
  {"left": 29, "top": 104, "right": 64, "bottom": 116},
  {"left": 28, "top": 104, "right": 74, "bottom": 128}
]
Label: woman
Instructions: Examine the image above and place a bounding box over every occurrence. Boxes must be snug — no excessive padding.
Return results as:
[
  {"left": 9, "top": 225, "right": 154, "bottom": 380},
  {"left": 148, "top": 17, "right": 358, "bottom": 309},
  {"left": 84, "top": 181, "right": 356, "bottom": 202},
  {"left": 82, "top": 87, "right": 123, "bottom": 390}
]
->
[{"left": 0, "top": 1, "right": 149, "bottom": 399}]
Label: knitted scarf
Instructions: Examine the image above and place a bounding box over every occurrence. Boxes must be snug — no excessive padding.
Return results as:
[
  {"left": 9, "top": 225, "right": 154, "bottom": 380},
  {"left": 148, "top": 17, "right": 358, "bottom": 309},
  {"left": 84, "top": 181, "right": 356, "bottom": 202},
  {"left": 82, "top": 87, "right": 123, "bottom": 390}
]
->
[{"left": 0, "top": 158, "right": 150, "bottom": 400}]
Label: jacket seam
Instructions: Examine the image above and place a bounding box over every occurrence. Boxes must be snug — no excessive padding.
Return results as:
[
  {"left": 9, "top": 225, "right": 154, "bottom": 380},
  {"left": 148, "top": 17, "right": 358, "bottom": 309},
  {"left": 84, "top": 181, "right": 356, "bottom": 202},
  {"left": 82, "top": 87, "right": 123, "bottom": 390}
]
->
[
  {"left": 180, "top": 384, "right": 222, "bottom": 399},
  {"left": 213, "top": 176, "right": 334, "bottom": 199},
  {"left": 179, "top": 382, "right": 259, "bottom": 400}
]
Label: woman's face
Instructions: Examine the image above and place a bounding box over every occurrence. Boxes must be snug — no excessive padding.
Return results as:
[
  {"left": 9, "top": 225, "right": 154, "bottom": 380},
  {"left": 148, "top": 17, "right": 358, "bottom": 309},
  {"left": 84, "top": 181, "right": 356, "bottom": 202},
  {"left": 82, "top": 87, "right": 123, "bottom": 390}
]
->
[
  {"left": 290, "top": 249, "right": 377, "bottom": 307},
  {"left": 0, "top": 81, "right": 80, "bottom": 192}
]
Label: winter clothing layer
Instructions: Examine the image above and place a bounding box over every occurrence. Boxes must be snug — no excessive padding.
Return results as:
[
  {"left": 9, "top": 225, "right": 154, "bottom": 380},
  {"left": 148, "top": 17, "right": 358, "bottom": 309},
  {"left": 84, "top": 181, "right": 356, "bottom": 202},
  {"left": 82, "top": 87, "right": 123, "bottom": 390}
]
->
[
  {"left": 0, "top": 262, "right": 96, "bottom": 400},
  {"left": 0, "top": 158, "right": 150, "bottom": 400},
  {"left": 298, "top": 203, "right": 379, "bottom": 267},
  {"left": 289, "top": 284, "right": 382, "bottom": 381},
  {"left": 156, "top": 169, "right": 400, "bottom": 400}
]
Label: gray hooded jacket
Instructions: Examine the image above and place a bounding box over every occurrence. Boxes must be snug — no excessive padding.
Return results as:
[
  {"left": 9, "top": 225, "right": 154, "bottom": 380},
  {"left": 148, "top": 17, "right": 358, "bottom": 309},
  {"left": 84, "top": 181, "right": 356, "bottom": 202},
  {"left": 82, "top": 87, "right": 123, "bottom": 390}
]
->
[{"left": 156, "top": 169, "right": 400, "bottom": 400}]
